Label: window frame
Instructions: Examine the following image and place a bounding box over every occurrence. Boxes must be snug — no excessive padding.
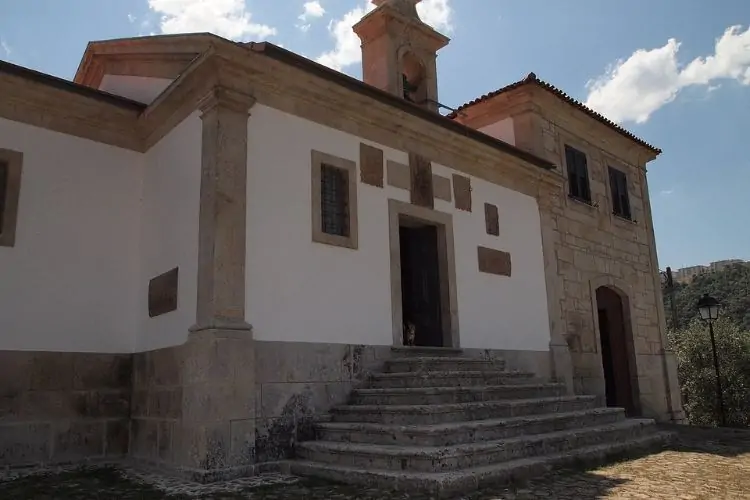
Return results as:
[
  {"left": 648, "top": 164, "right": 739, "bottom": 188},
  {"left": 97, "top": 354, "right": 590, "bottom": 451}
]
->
[
  {"left": 0, "top": 149, "right": 23, "bottom": 248},
  {"left": 608, "top": 165, "right": 632, "bottom": 220},
  {"left": 311, "top": 150, "right": 358, "bottom": 249},
  {"left": 564, "top": 144, "right": 592, "bottom": 203}
]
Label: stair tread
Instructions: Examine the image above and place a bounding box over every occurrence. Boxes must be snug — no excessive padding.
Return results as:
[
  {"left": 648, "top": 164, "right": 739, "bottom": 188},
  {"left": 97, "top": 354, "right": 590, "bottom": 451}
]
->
[
  {"left": 333, "top": 395, "right": 596, "bottom": 414},
  {"left": 300, "top": 418, "right": 656, "bottom": 458},
  {"left": 386, "top": 357, "right": 503, "bottom": 363},
  {"left": 291, "top": 431, "right": 673, "bottom": 487},
  {"left": 355, "top": 383, "right": 565, "bottom": 395},
  {"left": 372, "top": 370, "right": 533, "bottom": 379},
  {"left": 317, "top": 407, "right": 625, "bottom": 434}
]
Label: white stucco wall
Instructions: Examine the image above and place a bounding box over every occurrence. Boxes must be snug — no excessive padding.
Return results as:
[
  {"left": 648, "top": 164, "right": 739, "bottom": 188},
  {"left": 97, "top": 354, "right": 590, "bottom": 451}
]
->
[
  {"left": 99, "top": 75, "right": 173, "bottom": 104},
  {"left": 246, "top": 105, "right": 550, "bottom": 352},
  {"left": 137, "top": 112, "right": 202, "bottom": 351},
  {"left": 480, "top": 117, "right": 516, "bottom": 146},
  {"left": 0, "top": 118, "right": 141, "bottom": 352}
]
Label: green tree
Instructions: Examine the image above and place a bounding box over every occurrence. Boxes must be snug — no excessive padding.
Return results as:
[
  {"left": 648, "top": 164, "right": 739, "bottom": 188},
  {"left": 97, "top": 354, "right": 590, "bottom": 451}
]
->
[
  {"left": 668, "top": 317, "right": 750, "bottom": 427},
  {"left": 664, "top": 263, "right": 750, "bottom": 332}
]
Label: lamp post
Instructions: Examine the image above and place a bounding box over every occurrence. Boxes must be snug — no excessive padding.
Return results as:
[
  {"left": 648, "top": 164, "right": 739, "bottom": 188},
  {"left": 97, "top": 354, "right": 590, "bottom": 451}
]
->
[
  {"left": 659, "top": 267, "right": 678, "bottom": 331},
  {"left": 696, "top": 293, "right": 725, "bottom": 426}
]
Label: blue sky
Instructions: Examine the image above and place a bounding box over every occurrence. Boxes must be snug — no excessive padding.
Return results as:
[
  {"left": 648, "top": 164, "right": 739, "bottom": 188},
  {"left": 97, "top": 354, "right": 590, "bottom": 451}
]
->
[{"left": 1, "top": 0, "right": 749, "bottom": 270}]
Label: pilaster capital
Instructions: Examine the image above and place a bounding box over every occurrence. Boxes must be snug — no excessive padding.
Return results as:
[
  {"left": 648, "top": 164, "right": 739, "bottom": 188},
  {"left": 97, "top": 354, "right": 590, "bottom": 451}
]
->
[{"left": 198, "top": 86, "right": 256, "bottom": 116}]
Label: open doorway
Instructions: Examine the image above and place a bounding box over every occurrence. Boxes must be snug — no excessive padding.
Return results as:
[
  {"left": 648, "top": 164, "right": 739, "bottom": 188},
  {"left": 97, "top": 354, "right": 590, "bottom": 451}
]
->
[
  {"left": 389, "top": 200, "right": 458, "bottom": 349},
  {"left": 596, "top": 286, "right": 639, "bottom": 415},
  {"left": 400, "top": 223, "right": 443, "bottom": 347}
]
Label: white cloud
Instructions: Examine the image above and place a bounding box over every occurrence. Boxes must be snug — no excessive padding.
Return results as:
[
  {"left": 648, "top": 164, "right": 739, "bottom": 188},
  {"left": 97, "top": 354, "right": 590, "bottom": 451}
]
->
[
  {"left": 585, "top": 25, "right": 750, "bottom": 124},
  {"left": 300, "top": 1, "right": 325, "bottom": 20},
  {"left": 0, "top": 39, "right": 11, "bottom": 58},
  {"left": 417, "top": 0, "right": 452, "bottom": 33},
  {"left": 147, "top": 0, "right": 277, "bottom": 40},
  {"left": 297, "top": 1, "right": 326, "bottom": 32},
  {"left": 127, "top": 13, "right": 136, "bottom": 23},
  {"left": 316, "top": 0, "right": 453, "bottom": 72}
]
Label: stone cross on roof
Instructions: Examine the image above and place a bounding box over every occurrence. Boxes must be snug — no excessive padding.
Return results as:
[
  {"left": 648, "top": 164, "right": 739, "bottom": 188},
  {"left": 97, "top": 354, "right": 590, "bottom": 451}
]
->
[{"left": 372, "top": 0, "right": 422, "bottom": 21}]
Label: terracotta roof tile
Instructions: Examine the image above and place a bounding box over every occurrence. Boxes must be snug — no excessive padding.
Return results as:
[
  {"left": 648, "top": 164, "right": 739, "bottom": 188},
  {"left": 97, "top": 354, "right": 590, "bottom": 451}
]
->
[{"left": 448, "top": 73, "right": 661, "bottom": 155}]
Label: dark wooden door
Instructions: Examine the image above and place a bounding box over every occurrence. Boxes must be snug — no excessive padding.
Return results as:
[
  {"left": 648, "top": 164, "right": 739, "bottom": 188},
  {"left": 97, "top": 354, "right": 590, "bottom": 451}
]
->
[
  {"left": 597, "top": 287, "right": 636, "bottom": 415},
  {"left": 400, "top": 225, "right": 443, "bottom": 347},
  {"left": 598, "top": 308, "right": 617, "bottom": 408}
]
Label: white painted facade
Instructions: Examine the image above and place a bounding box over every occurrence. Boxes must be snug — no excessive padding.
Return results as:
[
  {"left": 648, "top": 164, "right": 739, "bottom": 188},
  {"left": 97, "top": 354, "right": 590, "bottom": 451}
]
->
[
  {"left": 0, "top": 117, "right": 142, "bottom": 352},
  {"left": 479, "top": 118, "right": 516, "bottom": 145},
  {"left": 246, "top": 105, "right": 550, "bottom": 352},
  {"left": 137, "top": 112, "right": 202, "bottom": 351},
  {"left": 99, "top": 75, "right": 174, "bottom": 104},
  {"left": 0, "top": 104, "right": 549, "bottom": 355}
]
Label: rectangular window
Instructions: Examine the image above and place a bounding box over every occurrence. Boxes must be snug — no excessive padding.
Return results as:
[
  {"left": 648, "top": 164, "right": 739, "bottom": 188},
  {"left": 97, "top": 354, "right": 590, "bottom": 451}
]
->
[
  {"left": 311, "top": 150, "right": 358, "bottom": 249},
  {"left": 609, "top": 166, "right": 631, "bottom": 220},
  {"left": 564, "top": 145, "right": 591, "bottom": 202},
  {"left": 0, "top": 162, "right": 7, "bottom": 235},
  {"left": 0, "top": 149, "right": 23, "bottom": 247},
  {"left": 320, "top": 164, "right": 349, "bottom": 237}
]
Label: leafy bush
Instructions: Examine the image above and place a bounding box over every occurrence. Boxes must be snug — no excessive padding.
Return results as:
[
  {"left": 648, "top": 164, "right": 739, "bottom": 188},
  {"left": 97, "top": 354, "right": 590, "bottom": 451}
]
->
[{"left": 668, "top": 317, "right": 750, "bottom": 427}]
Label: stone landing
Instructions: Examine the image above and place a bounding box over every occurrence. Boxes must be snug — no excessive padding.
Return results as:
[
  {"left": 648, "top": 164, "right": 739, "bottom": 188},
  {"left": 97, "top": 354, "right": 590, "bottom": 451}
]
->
[{"left": 289, "top": 347, "right": 672, "bottom": 497}]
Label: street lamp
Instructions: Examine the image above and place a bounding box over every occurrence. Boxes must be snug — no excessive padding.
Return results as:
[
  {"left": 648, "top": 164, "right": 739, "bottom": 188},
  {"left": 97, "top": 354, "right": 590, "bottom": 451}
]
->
[
  {"left": 660, "top": 267, "right": 678, "bottom": 331},
  {"left": 696, "top": 293, "right": 725, "bottom": 426}
]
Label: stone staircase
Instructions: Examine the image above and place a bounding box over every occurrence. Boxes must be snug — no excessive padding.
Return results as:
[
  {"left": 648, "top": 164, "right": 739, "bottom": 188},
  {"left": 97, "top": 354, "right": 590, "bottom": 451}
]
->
[{"left": 289, "top": 347, "right": 672, "bottom": 497}]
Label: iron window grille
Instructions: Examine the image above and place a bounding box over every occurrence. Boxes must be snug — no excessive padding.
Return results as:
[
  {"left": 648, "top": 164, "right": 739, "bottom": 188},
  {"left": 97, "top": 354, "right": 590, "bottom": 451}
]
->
[{"left": 320, "top": 163, "right": 349, "bottom": 237}]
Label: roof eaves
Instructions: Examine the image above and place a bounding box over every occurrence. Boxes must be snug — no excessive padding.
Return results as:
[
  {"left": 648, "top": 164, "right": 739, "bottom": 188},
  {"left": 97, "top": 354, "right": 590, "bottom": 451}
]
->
[
  {"left": 1, "top": 59, "right": 147, "bottom": 111},
  {"left": 450, "top": 73, "right": 661, "bottom": 155}
]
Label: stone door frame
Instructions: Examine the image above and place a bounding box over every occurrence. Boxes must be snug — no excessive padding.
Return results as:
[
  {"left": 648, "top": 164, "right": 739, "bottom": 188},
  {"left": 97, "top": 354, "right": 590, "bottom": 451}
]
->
[
  {"left": 388, "top": 199, "right": 460, "bottom": 348},
  {"left": 589, "top": 275, "right": 643, "bottom": 416}
]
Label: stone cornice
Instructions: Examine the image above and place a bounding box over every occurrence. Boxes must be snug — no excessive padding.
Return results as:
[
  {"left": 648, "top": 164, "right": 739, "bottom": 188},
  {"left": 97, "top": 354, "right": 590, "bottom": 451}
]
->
[
  {"left": 0, "top": 60, "right": 143, "bottom": 151},
  {"left": 227, "top": 44, "right": 561, "bottom": 197},
  {"left": 0, "top": 35, "right": 564, "bottom": 199}
]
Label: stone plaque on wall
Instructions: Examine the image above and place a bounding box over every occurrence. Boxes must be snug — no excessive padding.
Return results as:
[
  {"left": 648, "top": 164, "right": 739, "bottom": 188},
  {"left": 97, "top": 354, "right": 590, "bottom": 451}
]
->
[
  {"left": 360, "top": 143, "right": 384, "bottom": 187},
  {"left": 477, "top": 247, "right": 511, "bottom": 277},
  {"left": 453, "top": 174, "right": 472, "bottom": 212},
  {"left": 387, "top": 161, "right": 410, "bottom": 190},
  {"left": 433, "top": 174, "right": 452, "bottom": 202},
  {"left": 409, "top": 153, "right": 434, "bottom": 209},
  {"left": 484, "top": 203, "right": 499, "bottom": 236},
  {"left": 148, "top": 268, "right": 179, "bottom": 318}
]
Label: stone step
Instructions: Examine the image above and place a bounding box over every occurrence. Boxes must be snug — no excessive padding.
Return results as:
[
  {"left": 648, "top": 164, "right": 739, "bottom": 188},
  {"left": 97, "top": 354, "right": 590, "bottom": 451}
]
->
[
  {"left": 369, "top": 370, "right": 538, "bottom": 389},
  {"left": 351, "top": 383, "right": 566, "bottom": 406},
  {"left": 383, "top": 357, "right": 506, "bottom": 373},
  {"left": 331, "top": 395, "right": 597, "bottom": 425},
  {"left": 315, "top": 407, "right": 626, "bottom": 446},
  {"left": 289, "top": 431, "right": 674, "bottom": 497},
  {"left": 390, "top": 346, "right": 465, "bottom": 358},
  {"left": 297, "top": 419, "right": 656, "bottom": 473}
]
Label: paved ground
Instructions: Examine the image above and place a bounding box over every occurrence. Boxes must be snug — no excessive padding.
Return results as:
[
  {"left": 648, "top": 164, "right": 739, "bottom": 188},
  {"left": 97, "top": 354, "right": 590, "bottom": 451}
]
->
[{"left": 1, "top": 425, "right": 748, "bottom": 499}]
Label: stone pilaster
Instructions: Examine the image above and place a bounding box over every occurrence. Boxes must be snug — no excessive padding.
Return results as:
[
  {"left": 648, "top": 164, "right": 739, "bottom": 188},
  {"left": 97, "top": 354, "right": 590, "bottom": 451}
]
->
[
  {"left": 174, "top": 87, "right": 258, "bottom": 481},
  {"left": 638, "top": 167, "right": 686, "bottom": 423},
  {"left": 538, "top": 185, "right": 574, "bottom": 394},
  {"left": 192, "top": 87, "right": 255, "bottom": 333}
]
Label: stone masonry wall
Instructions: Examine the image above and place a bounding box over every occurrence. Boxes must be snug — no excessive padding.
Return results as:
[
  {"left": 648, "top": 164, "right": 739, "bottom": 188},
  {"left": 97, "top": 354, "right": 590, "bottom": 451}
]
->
[
  {"left": 254, "top": 341, "right": 390, "bottom": 464},
  {"left": 130, "top": 345, "right": 183, "bottom": 465},
  {"left": 522, "top": 91, "right": 680, "bottom": 420},
  {"left": 0, "top": 351, "right": 131, "bottom": 466}
]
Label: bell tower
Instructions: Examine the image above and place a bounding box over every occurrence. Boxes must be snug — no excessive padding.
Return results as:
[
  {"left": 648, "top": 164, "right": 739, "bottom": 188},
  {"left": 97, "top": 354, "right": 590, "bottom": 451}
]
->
[{"left": 353, "top": 0, "right": 450, "bottom": 112}]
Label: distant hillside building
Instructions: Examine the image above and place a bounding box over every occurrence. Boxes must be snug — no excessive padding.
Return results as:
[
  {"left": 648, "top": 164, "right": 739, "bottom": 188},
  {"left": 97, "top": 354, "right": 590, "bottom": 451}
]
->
[{"left": 672, "top": 259, "right": 747, "bottom": 284}]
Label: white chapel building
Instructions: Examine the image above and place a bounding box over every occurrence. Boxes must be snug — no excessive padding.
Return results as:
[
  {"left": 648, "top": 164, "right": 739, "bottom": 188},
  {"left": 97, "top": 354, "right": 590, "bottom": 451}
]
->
[{"left": 0, "top": 0, "right": 684, "bottom": 489}]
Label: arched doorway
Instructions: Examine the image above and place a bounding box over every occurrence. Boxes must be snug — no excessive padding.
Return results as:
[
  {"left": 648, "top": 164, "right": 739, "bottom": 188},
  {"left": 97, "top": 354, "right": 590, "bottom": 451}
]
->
[{"left": 595, "top": 286, "right": 639, "bottom": 415}]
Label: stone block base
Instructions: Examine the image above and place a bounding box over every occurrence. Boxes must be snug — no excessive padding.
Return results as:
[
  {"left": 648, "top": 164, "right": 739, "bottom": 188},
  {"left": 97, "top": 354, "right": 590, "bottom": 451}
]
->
[{"left": 0, "top": 350, "right": 132, "bottom": 467}]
